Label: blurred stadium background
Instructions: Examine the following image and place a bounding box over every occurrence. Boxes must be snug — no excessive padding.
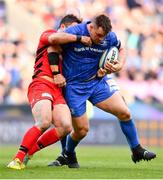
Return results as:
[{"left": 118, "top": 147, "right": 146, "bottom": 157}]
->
[{"left": 0, "top": 0, "right": 163, "bottom": 147}]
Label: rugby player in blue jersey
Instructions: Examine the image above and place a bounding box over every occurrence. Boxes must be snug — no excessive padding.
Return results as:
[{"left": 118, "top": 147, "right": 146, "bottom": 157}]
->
[{"left": 48, "top": 14, "right": 156, "bottom": 168}]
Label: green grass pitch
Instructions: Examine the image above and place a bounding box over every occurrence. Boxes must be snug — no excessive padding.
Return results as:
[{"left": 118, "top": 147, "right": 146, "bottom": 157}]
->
[{"left": 0, "top": 145, "right": 162, "bottom": 179}]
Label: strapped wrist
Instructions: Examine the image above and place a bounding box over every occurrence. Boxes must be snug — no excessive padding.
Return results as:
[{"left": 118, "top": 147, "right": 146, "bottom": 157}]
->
[
  {"left": 76, "top": 35, "right": 82, "bottom": 42},
  {"left": 52, "top": 71, "right": 60, "bottom": 76}
]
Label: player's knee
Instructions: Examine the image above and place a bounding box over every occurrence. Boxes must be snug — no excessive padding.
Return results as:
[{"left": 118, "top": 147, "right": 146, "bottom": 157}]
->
[
  {"left": 63, "top": 123, "right": 72, "bottom": 135},
  {"left": 35, "top": 119, "right": 51, "bottom": 132},
  {"left": 78, "top": 127, "right": 89, "bottom": 139},
  {"left": 42, "top": 120, "right": 51, "bottom": 129},
  {"left": 118, "top": 108, "right": 131, "bottom": 121}
]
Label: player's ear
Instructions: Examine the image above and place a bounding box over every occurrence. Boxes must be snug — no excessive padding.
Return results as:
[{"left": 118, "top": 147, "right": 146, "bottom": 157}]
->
[
  {"left": 60, "top": 24, "right": 66, "bottom": 30},
  {"left": 80, "top": 17, "right": 83, "bottom": 22},
  {"left": 90, "top": 23, "right": 94, "bottom": 30}
]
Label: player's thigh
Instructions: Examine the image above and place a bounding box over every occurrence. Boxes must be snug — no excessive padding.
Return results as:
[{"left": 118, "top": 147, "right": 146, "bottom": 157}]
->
[
  {"left": 64, "top": 84, "right": 89, "bottom": 117},
  {"left": 32, "top": 99, "right": 52, "bottom": 124},
  {"left": 52, "top": 104, "right": 72, "bottom": 127},
  {"left": 72, "top": 113, "right": 89, "bottom": 133},
  {"left": 95, "top": 91, "right": 130, "bottom": 118}
]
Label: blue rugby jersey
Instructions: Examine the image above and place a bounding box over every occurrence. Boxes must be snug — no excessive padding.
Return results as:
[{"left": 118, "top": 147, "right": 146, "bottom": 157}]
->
[{"left": 62, "top": 21, "right": 121, "bottom": 83}]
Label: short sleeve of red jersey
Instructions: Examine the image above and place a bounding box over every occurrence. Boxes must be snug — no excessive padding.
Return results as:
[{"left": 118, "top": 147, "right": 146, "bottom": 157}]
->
[{"left": 39, "top": 29, "right": 57, "bottom": 46}]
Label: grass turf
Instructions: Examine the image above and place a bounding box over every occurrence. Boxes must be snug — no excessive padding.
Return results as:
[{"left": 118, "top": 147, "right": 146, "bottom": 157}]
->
[{"left": 0, "top": 145, "right": 162, "bottom": 179}]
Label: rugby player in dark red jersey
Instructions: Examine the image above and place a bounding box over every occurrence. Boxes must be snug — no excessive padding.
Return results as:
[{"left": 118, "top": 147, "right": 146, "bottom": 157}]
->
[{"left": 7, "top": 14, "right": 91, "bottom": 170}]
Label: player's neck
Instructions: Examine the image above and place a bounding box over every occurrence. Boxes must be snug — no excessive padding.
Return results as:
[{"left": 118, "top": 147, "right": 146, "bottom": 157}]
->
[{"left": 87, "top": 24, "right": 91, "bottom": 34}]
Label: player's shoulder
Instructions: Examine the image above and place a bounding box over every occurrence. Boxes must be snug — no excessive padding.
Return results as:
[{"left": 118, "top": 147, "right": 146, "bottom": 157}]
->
[
  {"left": 38, "top": 29, "right": 57, "bottom": 46},
  {"left": 41, "top": 29, "right": 57, "bottom": 36},
  {"left": 65, "top": 21, "right": 87, "bottom": 34},
  {"left": 106, "top": 31, "right": 117, "bottom": 40},
  {"left": 105, "top": 31, "right": 120, "bottom": 47},
  {"left": 39, "top": 29, "right": 56, "bottom": 41}
]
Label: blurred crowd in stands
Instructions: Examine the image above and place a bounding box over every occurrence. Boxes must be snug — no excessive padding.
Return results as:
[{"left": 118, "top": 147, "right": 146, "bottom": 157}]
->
[{"left": 0, "top": 0, "right": 162, "bottom": 109}]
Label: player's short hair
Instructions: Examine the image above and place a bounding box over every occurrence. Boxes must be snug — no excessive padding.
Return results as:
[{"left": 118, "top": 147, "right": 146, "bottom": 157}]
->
[
  {"left": 92, "top": 14, "right": 112, "bottom": 34},
  {"left": 58, "top": 14, "right": 82, "bottom": 28}
]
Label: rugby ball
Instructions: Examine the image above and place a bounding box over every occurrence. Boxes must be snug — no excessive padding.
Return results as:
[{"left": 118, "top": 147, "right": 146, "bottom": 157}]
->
[{"left": 99, "top": 46, "right": 119, "bottom": 68}]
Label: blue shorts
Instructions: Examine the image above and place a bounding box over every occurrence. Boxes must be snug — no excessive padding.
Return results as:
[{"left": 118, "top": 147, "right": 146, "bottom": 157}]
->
[{"left": 64, "top": 77, "right": 118, "bottom": 117}]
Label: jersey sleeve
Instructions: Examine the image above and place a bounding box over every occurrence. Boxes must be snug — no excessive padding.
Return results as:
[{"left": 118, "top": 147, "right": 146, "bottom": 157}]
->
[
  {"left": 62, "top": 24, "right": 81, "bottom": 50},
  {"left": 39, "top": 30, "right": 56, "bottom": 46}
]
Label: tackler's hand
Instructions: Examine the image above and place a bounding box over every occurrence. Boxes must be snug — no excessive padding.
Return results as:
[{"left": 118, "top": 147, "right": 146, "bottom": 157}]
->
[{"left": 53, "top": 74, "right": 66, "bottom": 87}]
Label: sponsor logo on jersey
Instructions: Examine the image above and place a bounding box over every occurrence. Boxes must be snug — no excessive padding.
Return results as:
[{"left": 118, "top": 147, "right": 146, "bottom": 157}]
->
[
  {"left": 74, "top": 47, "right": 105, "bottom": 53},
  {"left": 42, "top": 93, "right": 52, "bottom": 99}
]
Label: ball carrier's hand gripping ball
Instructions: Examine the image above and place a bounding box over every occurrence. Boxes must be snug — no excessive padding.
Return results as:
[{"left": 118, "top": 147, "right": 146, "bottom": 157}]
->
[{"left": 99, "top": 46, "right": 119, "bottom": 68}]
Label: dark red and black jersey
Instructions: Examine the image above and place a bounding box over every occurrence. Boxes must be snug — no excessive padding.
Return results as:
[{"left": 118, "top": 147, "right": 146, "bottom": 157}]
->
[{"left": 32, "top": 29, "right": 62, "bottom": 79}]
